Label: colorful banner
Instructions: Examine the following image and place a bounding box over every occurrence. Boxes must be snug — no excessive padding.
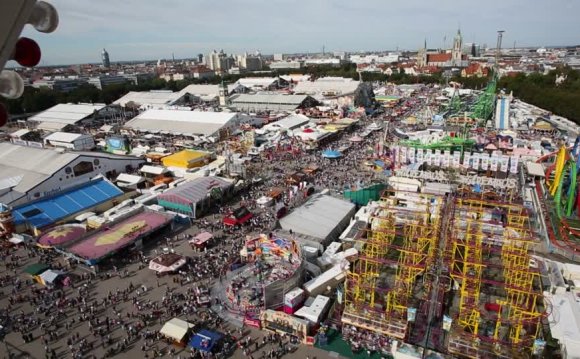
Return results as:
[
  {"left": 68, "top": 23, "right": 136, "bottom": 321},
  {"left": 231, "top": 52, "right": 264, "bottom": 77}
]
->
[
  {"left": 392, "top": 146, "right": 399, "bottom": 166},
  {"left": 425, "top": 151, "right": 432, "bottom": 166},
  {"left": 471, "top": 153, "right": 480, "bottom": 170},
  {"left": 244, "top": 317, "right": 261, "bottom": 328},
  {"left": 407, "top": 307, "right": 417, "bottom": 322},
  {"left": 452, "top": 151, "right": 461, "bottom": 168},
  {"left": 481, "top": 154, "right": 489, "bottom": 171},
  {"left": 500, "top": 155, "right": 509, "bottom": 172},
  {"left": 443, "top": 315, "right": 452, "bottom": 331},
  {"left": 417, "top": 149, "right": 424, "bottom": 164},
  {"left": 490, "top": 155, "right": 499, "bottom": 172},
  {"left": 510, "top": 155, "right": 519, "bottom": 173},
  {"left": 463, "top": 153, "right": 471, "bottom": 169},
  {"left": 443, "top": 151, "right": 450, "bottom": 167}
]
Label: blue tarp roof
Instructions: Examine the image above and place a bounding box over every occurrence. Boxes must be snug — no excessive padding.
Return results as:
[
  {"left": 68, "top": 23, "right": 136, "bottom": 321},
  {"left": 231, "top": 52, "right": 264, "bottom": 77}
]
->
[
  {"left": 13, "top": 178, "right": 123, "bottom": 229},
  {"left": 374, "top": 160, "right": 386, "bottom": 168},
  {"left": 188, "top": 329, "right": 223, "bottom": 352},
  {"left": 322, "top": 150, "right": 342, "bottom": 158}
]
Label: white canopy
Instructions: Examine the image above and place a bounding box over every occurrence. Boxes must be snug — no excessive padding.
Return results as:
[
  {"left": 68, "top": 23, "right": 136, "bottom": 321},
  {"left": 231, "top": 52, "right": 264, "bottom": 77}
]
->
[
  {"left": 39, "top": 269, "right": 64, "bottom": 284},
  {"left": 159, "top": 318, "right": 194, "bottom": 342}
]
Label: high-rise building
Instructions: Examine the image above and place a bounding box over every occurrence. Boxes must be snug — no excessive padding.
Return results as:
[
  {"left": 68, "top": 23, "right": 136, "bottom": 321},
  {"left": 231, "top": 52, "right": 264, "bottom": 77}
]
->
[
  {"left": 463, "top": 43, "right": 481, "bottom": 57},
  {"left": 237, "top": 52, "right": 263, "bottom": 71},
  {"left": 101, "top": 48, "right": 110, "bottom": 68},
  {"left": 205, "top": 50, "right": 234, "bottom": 72}
]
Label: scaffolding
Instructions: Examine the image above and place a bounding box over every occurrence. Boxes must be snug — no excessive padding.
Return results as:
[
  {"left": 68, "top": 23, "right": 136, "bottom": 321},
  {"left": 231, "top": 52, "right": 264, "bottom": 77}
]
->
[
  {"left": 446, "top": 193, "right": 544, "bottom": 358},
  {"left": 342, "top": 189, "right": 442, "bottom": 339}
]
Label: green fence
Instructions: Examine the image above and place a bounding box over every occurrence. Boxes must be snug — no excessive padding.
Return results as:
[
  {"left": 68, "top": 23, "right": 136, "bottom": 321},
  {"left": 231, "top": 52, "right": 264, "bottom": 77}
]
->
[{"left": 343, "top": 183, "right": 387, "bottom": 206}]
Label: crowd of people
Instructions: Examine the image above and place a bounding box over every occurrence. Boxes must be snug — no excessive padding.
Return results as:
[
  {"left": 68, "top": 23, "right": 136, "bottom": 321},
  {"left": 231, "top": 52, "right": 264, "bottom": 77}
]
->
[{"left": 0, "top": 93, "right": 432, "bottom": 359}]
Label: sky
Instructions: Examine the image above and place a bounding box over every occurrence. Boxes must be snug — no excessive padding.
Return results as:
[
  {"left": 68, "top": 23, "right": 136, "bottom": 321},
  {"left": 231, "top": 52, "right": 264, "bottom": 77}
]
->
[{"left": 21, "top": 0, "right": 580, "bottom": 65}]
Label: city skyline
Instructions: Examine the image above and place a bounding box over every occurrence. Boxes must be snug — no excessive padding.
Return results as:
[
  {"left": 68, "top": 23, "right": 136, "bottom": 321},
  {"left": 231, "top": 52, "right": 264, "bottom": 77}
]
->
[{"left": 16, "top": 0, "right": 580, "bottom": 66}]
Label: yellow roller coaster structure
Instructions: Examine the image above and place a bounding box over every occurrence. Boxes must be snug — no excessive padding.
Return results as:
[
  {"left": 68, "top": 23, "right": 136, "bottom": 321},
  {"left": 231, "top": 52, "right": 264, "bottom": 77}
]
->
[
  {"left": 342, "top": 189, "right": 442, "bottom": 339},
  {"left": 446, "top": 193, "right": 544, "bottom": 358}
]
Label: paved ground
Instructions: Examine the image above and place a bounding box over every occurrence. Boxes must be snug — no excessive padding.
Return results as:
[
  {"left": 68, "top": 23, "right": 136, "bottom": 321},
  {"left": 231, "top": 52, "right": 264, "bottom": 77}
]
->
[{"left": 1, "top": 222, "right": 347, "bottom": 359}]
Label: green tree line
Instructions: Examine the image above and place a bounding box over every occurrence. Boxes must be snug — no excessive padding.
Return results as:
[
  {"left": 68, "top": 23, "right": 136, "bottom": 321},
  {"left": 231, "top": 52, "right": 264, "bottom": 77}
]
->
[{"left": 498, "top": 67, "right": 580, "bottom": 123}]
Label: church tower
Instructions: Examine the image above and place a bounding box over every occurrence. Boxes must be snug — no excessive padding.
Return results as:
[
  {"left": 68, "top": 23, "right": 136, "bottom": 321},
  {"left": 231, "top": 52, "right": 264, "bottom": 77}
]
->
[
  {"left": 218, "top": 81, "right": 229, "bottom": 107},
  {"left": 417, "top": 38, "right": 427, "bottom": 67},
  {"left": 452, "top": 29, "right": 463, "bottom": 65}
]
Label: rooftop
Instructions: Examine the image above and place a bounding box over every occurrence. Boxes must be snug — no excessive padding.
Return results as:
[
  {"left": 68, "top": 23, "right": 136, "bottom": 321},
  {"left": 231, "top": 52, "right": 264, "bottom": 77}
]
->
[
  {"left": 124, "top": 109, "right": 241, "bottom": 137},
  {"left": 279, "top": 193, "right": 356, "bottom": 242},
  {"left": 113, "top": 91, "right": 184, "bottom": 107},
  {"left": 44, "top": 132, "right": 91, "bottom": 143},
  {"left": 28, "top": 103, "right": 106, "bottom": 128},
  {"left": 13, "top": 178, "right": 123, "bottom": 229}
]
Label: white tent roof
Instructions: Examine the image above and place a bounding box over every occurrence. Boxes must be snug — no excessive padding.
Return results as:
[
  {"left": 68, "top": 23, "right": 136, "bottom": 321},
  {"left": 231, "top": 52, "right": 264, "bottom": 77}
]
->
[
  {"left": 177, "top": 84, "right": 220, "bottom": 98},
  {"left": 525, "top": 161, "right": 545, "bottom": 177},
  {"left": 159, "top": 318, "right": 194, "bottom": 341},
  {"left": 10, "top": 129, "right": 31, "bottom": 138},
  {"left": 544, "top": 291, "right": 580, "bottom": 358},
  {"left": 39, "top": 269, "right": 64, "bottom": 284},
  {"left": 235, "top": 77, "right": 279, "bottom": 89},
  {"left": 116, "top": 173, "right": 145, "bottom": 186},
  {"left": 294, "top": 295, "right": 330, "bottom": 323},
  {"left": 293, "top": 78, "right": 360, "bottom": 96},
  {"left": 44, "top": 132, "right": 90, "bottom": 143},
  {"left": 140, "top": 165, "right": 167, "bottom": 175},
  {"left": 113, "top": 91, "right": 185, "bottom": 107},
  {"left": 265, "top": 114, "right": 311, "bottom": 131},
  {"left": 124, "top": 109, "right": 241, "bottom": 137},
  {"left": 29, "top": 103, "right": 106, "bottom": 126},
  {"left": 279, "top": 193, "right": 356, "bottom": 242}
]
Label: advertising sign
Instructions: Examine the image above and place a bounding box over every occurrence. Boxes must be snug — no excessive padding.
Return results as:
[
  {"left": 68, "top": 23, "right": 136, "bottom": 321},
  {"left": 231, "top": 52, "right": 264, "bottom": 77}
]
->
[
  {"left": 510, "top": 156, "right": 519, "bottom": 173},
  {"left": 481, "top": 154, "right": 489, "bottom": 171},
  {"left": 500, "top": 155, "right": 509, "bottom": 172},
  {"left": 425, "top": 151, "right": 432, "bottom": 166},
  {"left": 417, "top": 149, "right": 424, "bottom": 164},
  {"left": 463, "top": 153, "right": 471, "bottom": 169},
  {"left": 452, "top": 151, "right": 461, "bottom": 168},
  {"left": 490, "top": 155, "right": 499, "bottom": 172},
  {"left": 443, "top": 152, "right": 450, "bottom": 168},
  {"left": 472, "top": 153, "right": 480, "bottom": 170},
  {"left": 443, "top": 315, "right": 452, "bottom": 331},
  {"left": 401, "top": 147, "right": 408, "bottom": 166},
  {"left": 407, "top": 307, "right": 417, "bottom": 322}
]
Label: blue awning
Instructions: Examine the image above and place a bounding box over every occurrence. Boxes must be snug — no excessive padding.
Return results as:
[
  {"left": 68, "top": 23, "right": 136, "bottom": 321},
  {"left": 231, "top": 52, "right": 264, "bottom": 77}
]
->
[
  {"left": 188, "top": 329, "right": 223, "bottom": 352},
  {"left": 322, "top": 150, "right": 342, "bottom": 159}
]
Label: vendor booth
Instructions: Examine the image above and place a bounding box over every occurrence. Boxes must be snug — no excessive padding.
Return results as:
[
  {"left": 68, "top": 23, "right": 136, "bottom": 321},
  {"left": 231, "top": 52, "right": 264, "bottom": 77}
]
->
[
  {"left": 188, "top": 329, "right": 223, "bottom": 353},
  {"left": 149, "top": 253, "right": 187, "bottom": 274},
  {"left": 223, "top": 206, "right": 253, "bottom": 226},
  {"left": 189, "top": 231, "right": 213, "bottom": 250},
  {"left": 159, "top": 318, "right": 195, "bottom": 346},
  {"left": 260, "top": 309, "right": 309, "bottom": 343},
  {"left": 38, "top": 269, "right": 65, "bottom": 287},
  {"left": 23, "top": 263, "right": 50, "bottom": 283}
]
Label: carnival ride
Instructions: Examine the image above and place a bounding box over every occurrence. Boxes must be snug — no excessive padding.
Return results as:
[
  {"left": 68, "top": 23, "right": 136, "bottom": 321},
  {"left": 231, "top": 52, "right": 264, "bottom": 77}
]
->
[
  {"left": 440, "top": 31, "right": 504, "bottom": 127},
  {"left": 342, "top": 189, "right": 443, "bottom": 339},
  {"left": 446, "top": 191, "right": 545, "bottom": 358},
  {"left": 342, "top": 188, "right": 547, "bottom": 358},
  {"left": 536, "top": 137, "right": 580, "bottom": 254}
]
